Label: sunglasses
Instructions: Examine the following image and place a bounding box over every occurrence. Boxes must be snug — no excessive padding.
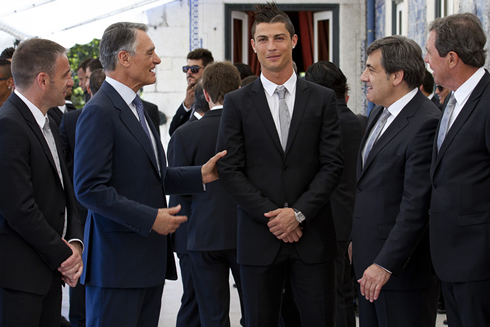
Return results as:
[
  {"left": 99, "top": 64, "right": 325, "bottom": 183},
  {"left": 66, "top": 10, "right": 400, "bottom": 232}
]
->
[
  {"left": 436, "top": 85, "right": 444, "bottom": 92},
  {"left": 182, "top": 65, "right": 203, "bottom": 74},
  {"left": 0, "top": 77, "right": 10, "bottom": 81}
]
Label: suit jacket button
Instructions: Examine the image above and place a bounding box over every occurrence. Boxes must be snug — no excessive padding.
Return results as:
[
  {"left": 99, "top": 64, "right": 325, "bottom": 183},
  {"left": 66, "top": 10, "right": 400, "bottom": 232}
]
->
[
  {"left": 283, "top": 165, "right": 288, "bottom": 170},
  {"left": 357, "top": 188, "right": 362, "bottom": 193},
  {"left": 432, "top": 184, "right": 437, "bottom": 189}
]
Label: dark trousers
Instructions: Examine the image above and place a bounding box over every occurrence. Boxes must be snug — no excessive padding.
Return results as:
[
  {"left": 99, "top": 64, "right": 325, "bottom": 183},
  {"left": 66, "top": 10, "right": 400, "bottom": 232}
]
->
[
  {"left": 69, "top": 280, "right": 86, "bottom": 326},
  {"left": 240, "top": 242, "right": 336, "bottom": 327},
  {"left": 335, "top": 241, "right": 356, "bottom": 327},
  {"left": 176, "top": 253, "right": 201, "bottom": 327},
  {"left": 442, "top": 279, "right": 490, "bottom": 327},
  {"left": 358, "top": 283, "right": 438, "bottom": 327},
  {"left": 85, "top": 284, "right": 164, "bottom": 327},
  {"left": 0, "top": 273, "right": 62, "bottom": 327},
  {"left": 189, "top": 249, "right": 244, "bottom": 327}
]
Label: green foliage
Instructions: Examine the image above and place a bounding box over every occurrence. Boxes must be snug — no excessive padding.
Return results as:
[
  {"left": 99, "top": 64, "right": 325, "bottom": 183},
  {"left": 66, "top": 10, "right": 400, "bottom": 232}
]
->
[{"left": 67, "top": 39, "right": 100, "bottom": 109}]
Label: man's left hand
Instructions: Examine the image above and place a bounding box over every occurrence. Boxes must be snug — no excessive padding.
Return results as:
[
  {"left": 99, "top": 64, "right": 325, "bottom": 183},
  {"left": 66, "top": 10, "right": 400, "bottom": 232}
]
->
[
  {"left": 358, "top": 264, "right": 391, "bottom": 302},
  {"left": 201, "top": 150, "right": 227, "bottom": 184}
]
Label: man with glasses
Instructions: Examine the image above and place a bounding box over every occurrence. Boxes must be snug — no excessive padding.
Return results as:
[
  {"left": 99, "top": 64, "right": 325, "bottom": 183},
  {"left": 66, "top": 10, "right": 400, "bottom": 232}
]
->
[{"left": 169, "top": 48, "right": 214, "bottom": 136}]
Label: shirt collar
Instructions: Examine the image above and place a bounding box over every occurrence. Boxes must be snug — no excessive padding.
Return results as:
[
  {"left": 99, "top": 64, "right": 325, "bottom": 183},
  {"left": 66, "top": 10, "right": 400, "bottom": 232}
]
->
[
  {"left": 260, "top": 72, "right": 297, "bottom": 97},
  {"left": 210, "top": 105, "right": 223, "bottom": 111},
  {"left": 453, "top": 67, "right": 485, "bottom": 105},
  {"left": 386, "top": 88, "right": 418, "bottom": 118},
  {"left": 105, "top": 76, "right": 137, "bottom": 106},
  {"left": 14, "top": 89, "right": 46, "bottom": 130}
]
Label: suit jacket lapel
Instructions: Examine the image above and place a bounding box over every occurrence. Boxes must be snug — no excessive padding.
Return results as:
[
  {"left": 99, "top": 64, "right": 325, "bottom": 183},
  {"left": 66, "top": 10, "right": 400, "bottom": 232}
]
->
[
  {"left": 11, "top": 93, "right": 62, "bottom": 187},
  {"left": 286, "top": 78, "right": 309, "bottom": 154},
  {"left": 358, "top": 91, "right": 423, "bottom": 181},
  {"left": 101, "top": 82, "right": 160, "bottom": 175},
  {"left": 250, "top": 79, "right": 284, "bottom": 154},
  {"left": 432, "top": 71, "right": 490, "bottom": 176}
]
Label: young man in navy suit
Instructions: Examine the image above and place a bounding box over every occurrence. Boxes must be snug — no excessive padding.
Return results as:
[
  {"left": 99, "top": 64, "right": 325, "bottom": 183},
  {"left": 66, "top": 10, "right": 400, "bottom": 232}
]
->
[
  {"left": 0, "top": 38, "right": 83, "bottom": 327},
  {"left": 216, "top": 3, "right": 343, "bottom": 326},
  {"left": 73, "top": 22, "right": 225, "bottom": 326},
  {"left": 425, "top": 13, "right": 490, "bottom": 327},
  {"left": 169, "top": 61, "right": 244, "bottom": 326},
  {"left": 351, "top": 35, "right": 440, "bottom": 327}
]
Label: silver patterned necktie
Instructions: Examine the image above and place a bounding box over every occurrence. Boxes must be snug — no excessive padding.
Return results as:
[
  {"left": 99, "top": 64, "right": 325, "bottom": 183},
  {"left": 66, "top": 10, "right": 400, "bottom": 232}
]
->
[
  {"left": 363, "top": 108, "right": 391, "bottom": 166},
  {"left": 132, "top": 95, "right": 152, "bottom": 141},
  {"left": 43, "top": 116, "right": 64, "bottom": 188},
  {"left": 437, "top": 94, "right": 457, "bottom": 151},
  {"left": 275, "top": 85, "right": 290, "bottom": 151}
]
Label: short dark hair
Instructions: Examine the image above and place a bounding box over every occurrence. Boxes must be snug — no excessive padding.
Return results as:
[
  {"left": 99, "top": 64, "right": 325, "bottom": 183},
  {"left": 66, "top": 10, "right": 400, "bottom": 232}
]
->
[
  {"left": 11, "top": 38, "right": 66, "bottom": 89},
  {"left": 305, "top": 61, "right": 349, "bottom": 99},
  {"left": 191, "top": 80, "right": 208, "bottom": 115},
  {"left": 0, "top": 58, "right": 12, "bottom": 79},
  {"left": 86, "top": 58, "right": 103, "bottom": 73},
  {"left": 0, "top": 47, "right": 15, "bottom": 60},
  {"left": 429, "top": 13, "right": 486, "bottom": 68},
  {"left": 251, "top": 2, "right": 295, "bottom": 39},
  {"left": 100, "top": 22, "right": 148, "bottom": 72},
  {"left": 201, "top": 61, "right": 241, "bottom": 104},
  {"left": 241, "top": 75, "right": 258, "bottom": 87},
  {"left": 421, "top": 69, "right": 435, "bottom": 94},
  {"left": 77, "top": 58, "right": 92, "bottom": 72},
  {"left": 233, "top": 62, "right": 254, "bottom": 80},
  {"left": 187, "top": 48, "right": 214, "bottom": 67},
  {"left": 89, "top": 69, "right": 106, "bottom": 95},
  {"left": 367, "top": 35, "right": 425, "bottom": 89}
]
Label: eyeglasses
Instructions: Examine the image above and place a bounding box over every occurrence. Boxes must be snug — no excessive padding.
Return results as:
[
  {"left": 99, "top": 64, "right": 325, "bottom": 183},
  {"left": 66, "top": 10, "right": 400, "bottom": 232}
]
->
[
  {"left": 436, "top": 85, "right": 444, "bottom": 92},
  {"left": 182, "top": 65, "right": 203, "bottom": 74},
  {"left": 0, "top": 77, "right": 10, "bottom": 81}
]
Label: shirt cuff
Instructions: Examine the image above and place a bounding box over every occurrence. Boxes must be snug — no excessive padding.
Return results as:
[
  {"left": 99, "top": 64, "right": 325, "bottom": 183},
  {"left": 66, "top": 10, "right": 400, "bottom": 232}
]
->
[
  {"left": 67, "top": 239, "right": 84, "bottom": 253},
  {"left": 182, "top": 102, "right": 191, "bottom": 112},
  {"left": 374, "top": 263, "right": 392, "bottom": 274}
]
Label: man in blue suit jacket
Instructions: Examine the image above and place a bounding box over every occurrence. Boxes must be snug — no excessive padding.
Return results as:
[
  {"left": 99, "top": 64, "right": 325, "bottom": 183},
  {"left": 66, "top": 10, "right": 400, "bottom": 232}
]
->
[
  {"left": 351, "top": 36, "right": 440, "bottom": 327},
  {"left": 425, "top": 13, "right": 490, "bottom": 327},
  {"left": 74, "top": 22, "right": 225, "bottom": 326}
]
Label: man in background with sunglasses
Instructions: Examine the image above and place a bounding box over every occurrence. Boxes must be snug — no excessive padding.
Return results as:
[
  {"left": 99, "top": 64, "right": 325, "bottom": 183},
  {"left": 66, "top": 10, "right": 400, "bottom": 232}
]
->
[{"left": 169, "top": 48, "right": 214, "bottom": 136}]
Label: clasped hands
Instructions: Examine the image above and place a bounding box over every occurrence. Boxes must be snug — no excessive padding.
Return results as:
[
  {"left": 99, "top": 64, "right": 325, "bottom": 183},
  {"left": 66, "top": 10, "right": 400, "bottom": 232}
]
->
[
  {"left": 265, "top": 208, "right": 302, "bottom": 243},
  {"left": 58, "top": 240, "right": 83, "bottom": 287}
]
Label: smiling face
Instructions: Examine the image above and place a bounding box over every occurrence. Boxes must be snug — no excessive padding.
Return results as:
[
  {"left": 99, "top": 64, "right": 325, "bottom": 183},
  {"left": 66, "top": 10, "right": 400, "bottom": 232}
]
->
[
  {"left": 126, "top": 29, "right": 161, "bottom": 92},
  {"left": 361, "top": 50, "right": 396, "bottom": 108},
  {"left": 47, "top": 55, "right": 74, "bottom": 107},
  {"left": 251, "top": 22, "right": 297, "bottom": 78}
]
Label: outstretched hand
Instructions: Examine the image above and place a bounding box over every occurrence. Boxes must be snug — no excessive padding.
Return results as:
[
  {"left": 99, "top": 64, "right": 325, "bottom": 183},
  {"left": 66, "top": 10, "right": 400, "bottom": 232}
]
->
[{"left": 201, "top": 150, "right": 227, "bottom": 184}]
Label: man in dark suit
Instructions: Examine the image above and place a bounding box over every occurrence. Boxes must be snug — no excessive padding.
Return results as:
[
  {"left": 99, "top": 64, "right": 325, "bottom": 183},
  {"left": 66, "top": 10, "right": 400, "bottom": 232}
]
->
[
  {"left": 216, "top": 4, "right": 343, "bottom": 326},
  {"left": 425, "top": 13, "right": 490, "bottom": 327},
  {"left": 169, "top": 61, "right": 244, "bottom": 326},
  {"left": 73, "top": 22, "right": 225, "bottom": 326},
  {"left": 305, "top": 61, "right": 363, "bottom": 327},
  {"left": 168, "top": 80, "right": 207, "bottom": 327},
  {"left": 351, "top": 36, "right": 440, "bottom": 327},
  {"left": 0, "top": 38, "right": 83, "bottom": 327},
  {"left": 168, "top": 48, "right": 214, "bottom": 135}
]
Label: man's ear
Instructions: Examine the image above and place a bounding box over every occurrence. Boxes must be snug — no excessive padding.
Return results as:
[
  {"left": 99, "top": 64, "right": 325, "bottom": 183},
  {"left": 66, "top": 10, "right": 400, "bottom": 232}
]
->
[
  {"left": 118, "top": 50, "right": 131, "bottom": 68},
  {"left": 203, "top": 88, "right": 212, "bottom": 104},
  {"left": 392, "top": 70, "right": 405, "bottom": 87},
  {"left": 251, "top": 38, "right": 256, "bottom": 53}
]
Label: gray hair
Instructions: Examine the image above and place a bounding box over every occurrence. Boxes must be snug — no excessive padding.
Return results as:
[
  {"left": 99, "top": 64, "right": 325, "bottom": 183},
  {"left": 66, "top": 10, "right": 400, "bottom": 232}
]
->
[
  {"left": 11, "top": 38, "right": 66, "bottom": 89},
  {"left": 99, "top": 22, "right": 148, "bottom": 72},
  {"left": 367, "top": 35, "right": 425, "bottom": 89},
  {"left": 429, "top": 13, "right": 486, "bottom": 68}
]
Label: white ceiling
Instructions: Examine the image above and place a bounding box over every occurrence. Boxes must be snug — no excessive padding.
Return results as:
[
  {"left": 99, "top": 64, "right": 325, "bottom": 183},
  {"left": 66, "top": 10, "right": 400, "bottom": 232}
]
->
[{"left": 0, "top": 0, "right": 173, "bottom": 50}]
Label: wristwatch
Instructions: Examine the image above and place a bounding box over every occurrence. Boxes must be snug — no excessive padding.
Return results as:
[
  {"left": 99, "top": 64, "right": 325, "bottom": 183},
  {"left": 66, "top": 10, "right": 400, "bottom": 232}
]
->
[{"left": 293, "top": 208, "right": 306, "bottom": 223}]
